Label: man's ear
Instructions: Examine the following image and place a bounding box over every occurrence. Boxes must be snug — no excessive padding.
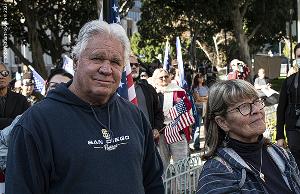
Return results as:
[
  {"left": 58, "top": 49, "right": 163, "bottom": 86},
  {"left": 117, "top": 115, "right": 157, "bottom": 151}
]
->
[
  {"left": 214, "top": 116, "right": 230, "bottom": 132},
  {"left": 73, "top": 58, "right": 78, "bottom": 72}
]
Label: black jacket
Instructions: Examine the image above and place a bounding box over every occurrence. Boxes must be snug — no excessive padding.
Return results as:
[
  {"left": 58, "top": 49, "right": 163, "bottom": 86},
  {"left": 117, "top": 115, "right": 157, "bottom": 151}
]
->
[
  {"left": 0, "top": 90, "right": 30, "bottom": 130},
  {"left": 137, "top": 80, "right": 164, "bottom": 130},
  {"left": 276, "top": 72, "right": 300, "bottom": 140}
]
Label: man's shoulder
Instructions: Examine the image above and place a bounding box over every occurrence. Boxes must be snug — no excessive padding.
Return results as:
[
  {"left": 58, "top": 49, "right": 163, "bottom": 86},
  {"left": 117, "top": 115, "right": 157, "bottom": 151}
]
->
[{"left": 7, "top": 90, "right": 27, "bottom": 100}]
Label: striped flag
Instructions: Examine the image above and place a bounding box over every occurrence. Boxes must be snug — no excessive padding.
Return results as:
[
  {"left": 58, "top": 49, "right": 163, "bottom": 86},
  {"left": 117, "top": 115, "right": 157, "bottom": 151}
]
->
[
  {"left": 118, "top": 63, "right": 138, "bottom": 104},
  {"left": 168, "top": 99, "right": 186, "bottom": 120},
  {"left": 163, "top": 40, "right": 171, "bottom": 71},
  {"left": 164, "top": 122, "right": 183, "bottom": 144},
  {"left": 176, "top": 37, "right": 187, "bottom": 89},
  {"left": 28, "top": 65, "right": 45, "bottom": 93},
  {"left": 106, "top": 0, "right": 137, "bottom": 105},
  {"left": 164, "top": 99, "right": 195, "bottom": 144}
]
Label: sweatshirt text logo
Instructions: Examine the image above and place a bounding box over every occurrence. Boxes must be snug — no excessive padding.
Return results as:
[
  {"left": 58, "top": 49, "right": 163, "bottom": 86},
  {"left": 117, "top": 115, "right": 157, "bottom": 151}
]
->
[{"left": 87, "top": 135, "right": 130, "bottom": 151}]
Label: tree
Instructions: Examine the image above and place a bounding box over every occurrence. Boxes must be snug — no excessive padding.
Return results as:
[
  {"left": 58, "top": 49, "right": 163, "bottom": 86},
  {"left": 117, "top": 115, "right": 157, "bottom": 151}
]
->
[
  {"left": 130, "top": 32, "right": 164, "bottom": 64},
  {"left": 138, "top": 0, "right": 293, "bottom": 73},
  {"left": 1, "top": 0, "right": 98, "bottom": 77}
]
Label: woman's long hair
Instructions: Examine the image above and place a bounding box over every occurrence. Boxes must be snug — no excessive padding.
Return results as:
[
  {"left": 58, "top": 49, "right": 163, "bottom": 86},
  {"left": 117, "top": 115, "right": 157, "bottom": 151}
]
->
[
  {"left": 192, "top": 73, "right": 205, "bottom": 90},
  {"left": 202, "top": 80, "right": 259, "bottom": 160}
]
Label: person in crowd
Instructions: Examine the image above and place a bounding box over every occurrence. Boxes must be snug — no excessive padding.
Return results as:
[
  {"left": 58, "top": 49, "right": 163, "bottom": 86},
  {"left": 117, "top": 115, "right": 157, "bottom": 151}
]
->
[
  {"left": 277, "top": 43, "right": 300, "bottom": 167},
  {"left": 0, "top": 63, "right": 29, "bottom": 130},
  {"left": 0, "top": 68, "right": 73, "bottom": 180},
  {"left": 6, "top": 20, "right": 164, "bottom": 194},
  {"left": 228, "top": 59, "right": 250, "bottom": 81},
  {"left": 197, "top": 79, "right": 300, "bottom": 193},
  {"left": 254, "top": 68, "right": 279, "bottom": 106},
  {"left": 152, "top": 68, "right": 192, "bottom": 169},
  {"left": 192, "top": 73, "right": 208, "bottom": 150},
  {"left": 140, "top": 71, "right": 149, "bottom": 80},
  {"left": 21, "top": 72, "right": 43, "bottom": 105},
  {"left": 44, "top": 68, "right": 73, "bottom": 94},
  {"left": 130, "top": 54, "right": 164, "bottom": 143},
  {"left": 206, "top": 64, "right": 218, "bottom": 87}
]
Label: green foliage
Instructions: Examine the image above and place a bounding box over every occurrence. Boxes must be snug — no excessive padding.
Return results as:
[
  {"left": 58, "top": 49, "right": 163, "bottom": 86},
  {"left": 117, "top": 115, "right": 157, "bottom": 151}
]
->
[
  {"left": 130, "top": 32, "right": 164, "bottom": 63},
  {"left": 138, "top": 0, "right": 293, "bottom": 66}
]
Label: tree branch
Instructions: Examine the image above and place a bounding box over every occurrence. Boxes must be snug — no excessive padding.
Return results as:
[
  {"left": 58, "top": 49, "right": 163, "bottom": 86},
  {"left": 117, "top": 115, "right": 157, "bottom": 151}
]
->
[{"left": 248, "top": 22, "right": 262, "bottom": 41}]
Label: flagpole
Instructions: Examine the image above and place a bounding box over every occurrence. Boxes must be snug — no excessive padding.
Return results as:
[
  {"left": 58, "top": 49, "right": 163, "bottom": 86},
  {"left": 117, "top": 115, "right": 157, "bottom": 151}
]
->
[{"left": 98, "top": 0, "right": 103, "bottom": 20}]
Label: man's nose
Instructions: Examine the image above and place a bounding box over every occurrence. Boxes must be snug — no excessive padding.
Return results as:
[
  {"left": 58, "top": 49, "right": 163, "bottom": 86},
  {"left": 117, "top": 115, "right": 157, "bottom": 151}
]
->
[{"left": 99, "top": 60, "right": 112, "bottom": 75}]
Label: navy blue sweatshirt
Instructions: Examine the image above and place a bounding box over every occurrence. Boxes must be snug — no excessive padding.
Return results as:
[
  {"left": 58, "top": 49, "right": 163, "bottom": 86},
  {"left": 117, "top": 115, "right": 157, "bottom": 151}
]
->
[{"left": 5, "top": 82, "right": 164, "bottom": 194}]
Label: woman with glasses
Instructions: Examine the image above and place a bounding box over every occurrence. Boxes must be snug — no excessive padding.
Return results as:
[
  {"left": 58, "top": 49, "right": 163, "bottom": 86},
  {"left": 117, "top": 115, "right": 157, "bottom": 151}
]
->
[
  {"left": 197, "top": 80, "right": 300, "bottom": 194},
  {"left": 152, "top": 68, "right": 192, "bottom": 170}
]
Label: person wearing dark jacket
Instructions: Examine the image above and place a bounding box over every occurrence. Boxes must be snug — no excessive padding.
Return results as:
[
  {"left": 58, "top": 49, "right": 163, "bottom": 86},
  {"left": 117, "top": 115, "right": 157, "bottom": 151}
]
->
[
  {"left": 5, "top": 20, "right": 164, "bottom": 194},
  {"left": 130, "top": 54, "right": 164, "bottom": 141},
  {"left": 277, "top": 43, "right": 300, "bottom": 167},
  {"left": 197, "top": 80, "right": 300, "bottom": 194},
  {"left": 0, "top": 63, "right": 29, "bottom": 130}
]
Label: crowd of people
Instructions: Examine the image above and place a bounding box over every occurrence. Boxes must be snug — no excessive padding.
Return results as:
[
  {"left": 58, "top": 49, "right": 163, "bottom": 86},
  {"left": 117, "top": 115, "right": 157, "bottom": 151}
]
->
[{"left": 1, "top": 19, "right": 300, "bottom": 193}]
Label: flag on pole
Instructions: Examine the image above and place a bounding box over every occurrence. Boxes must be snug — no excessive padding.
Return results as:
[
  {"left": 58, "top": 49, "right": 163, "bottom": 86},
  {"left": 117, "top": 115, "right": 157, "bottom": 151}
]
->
[
  {"left": 62, "top": 55, "right": 74, "bottom": 75},
  {"left": 106, "top": 0, "right": 137, "bottom": 105},
  {"left": 28, "top": 65, "right": 45, "bottom": 93},
  {"left": 176, "top": 37, "right": 187, "bottom": 88},
  {"left": 163, "top": 40, "right": 171, "bottom": 71}
]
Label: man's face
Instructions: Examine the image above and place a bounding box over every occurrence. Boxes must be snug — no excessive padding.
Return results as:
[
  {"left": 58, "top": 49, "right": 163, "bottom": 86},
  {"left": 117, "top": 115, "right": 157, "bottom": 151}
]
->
[
  {"left": 0, "top": 65, "right": 10, "bottom": 89},
  {"left": 46, "top": 74, "right": 71, "bottom": 94},
  {"left": 131, "top": 63, "right": 140, "bottom": 79},
  {"left": 22, "top": 79, "right": 34, "bottom": 96},
  {"left": 73, "top": 33, "right": 124, "bottom": 104},
  {"left": 258, "top": 69, "right": 265, "bottom": 78}
]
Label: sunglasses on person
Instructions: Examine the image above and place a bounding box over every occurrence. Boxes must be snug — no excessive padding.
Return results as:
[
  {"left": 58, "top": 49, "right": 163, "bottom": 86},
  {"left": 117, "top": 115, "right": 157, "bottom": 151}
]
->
[
  {"left": 0, "top": 70, "right": 9, "bottom": 77},
  {"left": 227, "top": 98, "right": 265, "bottom": 116},
  {"left": 158, "top": 75, "right": 169, "bottom": 80},
  {"left": 130, "top": 63, "right": 139, "bottom": 67}
]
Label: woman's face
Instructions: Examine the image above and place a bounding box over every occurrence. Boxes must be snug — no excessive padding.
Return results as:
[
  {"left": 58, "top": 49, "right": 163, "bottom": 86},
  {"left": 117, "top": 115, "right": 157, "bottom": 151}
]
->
[
  {"left": 156, "top": 71, "right": 170, "bottom": 87},
  {"left": 216, "top": 97, "right": 266, "bottom": 143},
  {"left": 198, "top": 76, "right": 204, "bottom": 84}
]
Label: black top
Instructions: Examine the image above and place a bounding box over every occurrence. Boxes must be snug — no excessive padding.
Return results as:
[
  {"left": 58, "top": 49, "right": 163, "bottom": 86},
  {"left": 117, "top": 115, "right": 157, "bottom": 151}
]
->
[
  {"left": 0, "top": 90, "right": 30, "bottom": 129},
  {"left": 228, "top": 137, "right": 292, "bottom": 194},
  {"left": 277, "top": 72, "right": 300, "bottom": 140}
]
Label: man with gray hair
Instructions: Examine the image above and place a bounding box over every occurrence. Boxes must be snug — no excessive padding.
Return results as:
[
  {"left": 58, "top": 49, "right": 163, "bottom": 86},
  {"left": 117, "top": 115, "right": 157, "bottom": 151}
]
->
[{"left": 6, "top": 20, "right": 164, "bottom": 194}]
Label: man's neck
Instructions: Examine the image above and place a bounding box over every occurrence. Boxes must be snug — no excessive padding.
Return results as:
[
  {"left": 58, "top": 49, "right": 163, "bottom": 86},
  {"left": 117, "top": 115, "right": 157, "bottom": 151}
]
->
[{"left": 0, "top": 87, "right": 8, "bottom": 97}]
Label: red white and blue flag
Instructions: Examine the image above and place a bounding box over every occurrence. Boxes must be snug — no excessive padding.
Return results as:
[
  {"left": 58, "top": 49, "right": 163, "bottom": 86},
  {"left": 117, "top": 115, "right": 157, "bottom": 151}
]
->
[
  {"left": 107, "top": 0, "right": 137, "bottom": 105},
  {"left": 168, "top": 99, "right": 186, "bottom": 120},
  {"left": 164, "top": 100, "right": 195, "bottom": 144},
  {"left": 28, "top": 65, "right": 45, "bottom": 93},
  {"left": 164, "top": 122, "right": 183, "bottom": 144}
]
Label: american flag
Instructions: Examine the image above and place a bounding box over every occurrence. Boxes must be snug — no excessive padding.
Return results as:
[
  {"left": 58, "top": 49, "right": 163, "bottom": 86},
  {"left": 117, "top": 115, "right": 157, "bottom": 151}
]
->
[
  {"left": 164, "top": 99, "right": 195, "bottom": 144},
  {"left": 168, "top": 99, "right": 186, "bottom": 120},
  {"left": 107, "top": 0, "right": 137, "bottom": 105},
  {"left": 28, "top": 65, "right": 45, "bottom": 93},
  {"left": 164, "top": 122, "right": 183, "bottom": 144}
]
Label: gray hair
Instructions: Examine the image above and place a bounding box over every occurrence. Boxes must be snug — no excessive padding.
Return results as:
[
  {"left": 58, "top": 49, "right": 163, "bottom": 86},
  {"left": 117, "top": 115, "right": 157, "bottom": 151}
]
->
[
  {"left": 202, "top": 79, "right": 259, "bottom": 160},
  {"left": 72, "top": 20, "right": 131, "bottom": 66}
]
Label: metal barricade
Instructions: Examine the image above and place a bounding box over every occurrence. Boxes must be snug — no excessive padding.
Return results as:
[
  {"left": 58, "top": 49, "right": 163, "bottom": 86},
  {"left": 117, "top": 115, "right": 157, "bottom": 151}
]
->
[
  {"left": 163, "top": 154, "right": 204, "bottom": 194},
  {"left": 264, "top": 105, "right": 277, "bottom": 142}
]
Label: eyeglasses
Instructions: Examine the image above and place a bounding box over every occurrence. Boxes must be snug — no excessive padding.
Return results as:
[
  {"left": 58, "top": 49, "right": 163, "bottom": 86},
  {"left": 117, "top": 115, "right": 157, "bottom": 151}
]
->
[
  {"left": 130, "top": 63, "right": 139, "bottom": 67},
  {"left": 0, "top": 70, "right": 9, "bottom": 77},
  {"left": 159, "top": 75, "right": 169, "bottom": 80},
  {"left": 227, "top": 98, "right": 265, "bottom": 116},
  {"left": 47, "top": 82, "right": 60, "bottom": 91}
]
